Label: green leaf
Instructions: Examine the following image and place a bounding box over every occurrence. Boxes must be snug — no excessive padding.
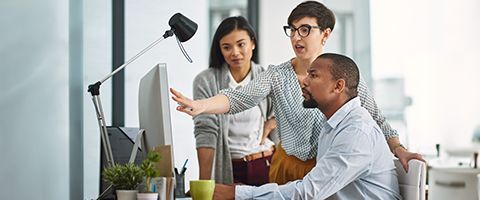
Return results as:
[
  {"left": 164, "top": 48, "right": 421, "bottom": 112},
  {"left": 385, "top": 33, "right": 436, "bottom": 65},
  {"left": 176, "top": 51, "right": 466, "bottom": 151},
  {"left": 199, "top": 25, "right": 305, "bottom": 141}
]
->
[
  {"left": 102, "top": 163, "right": 143, "bottom": 190},
  {"left": 140, "top": 151, "right": 162, "bottom": 192}
]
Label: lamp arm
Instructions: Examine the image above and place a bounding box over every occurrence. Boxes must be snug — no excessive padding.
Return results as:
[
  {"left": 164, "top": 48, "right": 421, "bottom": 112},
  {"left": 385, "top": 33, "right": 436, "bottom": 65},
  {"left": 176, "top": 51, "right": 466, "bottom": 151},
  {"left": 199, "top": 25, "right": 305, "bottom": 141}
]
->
[
  {"left": 87, "top": 29, "right": 174, "bottom": 96},
  {"left": 99, "top": 29, "right": 174, "bottom": 85}
]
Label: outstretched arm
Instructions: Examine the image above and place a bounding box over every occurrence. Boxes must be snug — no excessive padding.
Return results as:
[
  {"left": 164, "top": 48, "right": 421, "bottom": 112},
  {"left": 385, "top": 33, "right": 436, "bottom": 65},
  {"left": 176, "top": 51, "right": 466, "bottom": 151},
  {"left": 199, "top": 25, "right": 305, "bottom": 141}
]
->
[{"left": 170, "top": 88, "right": 230, "bottom": 116}]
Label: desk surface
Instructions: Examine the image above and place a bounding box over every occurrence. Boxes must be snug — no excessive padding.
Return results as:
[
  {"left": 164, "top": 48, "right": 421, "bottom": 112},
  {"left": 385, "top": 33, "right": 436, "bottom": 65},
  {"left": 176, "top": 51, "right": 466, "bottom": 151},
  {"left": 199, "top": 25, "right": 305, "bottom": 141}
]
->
[{"left": 427, "top": 156, "right": 475, "bottom": 168}]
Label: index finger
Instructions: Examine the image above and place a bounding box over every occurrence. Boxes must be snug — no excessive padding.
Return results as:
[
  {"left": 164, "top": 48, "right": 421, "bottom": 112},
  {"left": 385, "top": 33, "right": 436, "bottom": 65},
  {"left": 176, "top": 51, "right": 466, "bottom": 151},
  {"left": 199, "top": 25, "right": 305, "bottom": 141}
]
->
[
  {"left": 170, "top": 88, "right": 184, "bottom": 98},
  {"left": 172, "top": 95, "right": 193, "bottom": 109}
]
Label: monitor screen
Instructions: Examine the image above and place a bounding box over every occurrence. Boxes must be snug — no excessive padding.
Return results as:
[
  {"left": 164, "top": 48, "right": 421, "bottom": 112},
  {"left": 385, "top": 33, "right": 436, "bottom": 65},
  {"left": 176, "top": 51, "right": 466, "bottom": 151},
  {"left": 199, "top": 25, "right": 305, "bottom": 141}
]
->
[{"left": 138, "top": 63, "right": 175, "bottom": 171}]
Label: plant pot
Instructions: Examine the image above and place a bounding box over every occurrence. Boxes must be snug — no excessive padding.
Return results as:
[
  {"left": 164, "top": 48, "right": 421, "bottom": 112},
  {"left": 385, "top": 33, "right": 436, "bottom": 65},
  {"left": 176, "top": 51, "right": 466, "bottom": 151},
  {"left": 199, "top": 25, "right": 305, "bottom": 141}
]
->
[
  {"left": 137, "top": 192, "right": 159, "bottom": 200},
  {"left": 116, "top": 190, "right": 138, "bottom": 200}
]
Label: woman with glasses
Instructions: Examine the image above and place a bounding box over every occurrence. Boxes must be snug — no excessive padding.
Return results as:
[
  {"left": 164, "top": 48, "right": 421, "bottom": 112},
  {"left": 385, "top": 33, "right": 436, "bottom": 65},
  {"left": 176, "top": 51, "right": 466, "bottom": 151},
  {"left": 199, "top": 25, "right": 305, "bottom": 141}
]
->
[
  {"left": 171, "top": 1, "right": 424, "bottom": 184},
  {"left": 190, "top": 16, "right": 277, "bottom": 186}
]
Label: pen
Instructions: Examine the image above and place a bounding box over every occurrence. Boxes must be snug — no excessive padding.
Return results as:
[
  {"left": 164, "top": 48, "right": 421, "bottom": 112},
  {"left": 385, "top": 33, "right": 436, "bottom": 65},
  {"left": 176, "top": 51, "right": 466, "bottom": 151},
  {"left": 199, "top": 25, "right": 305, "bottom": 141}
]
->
[
  {"left": 181, "top": 167, "right": 187, "bottom": 175},
  {"left": 180, "top": 159, "right": 189, "bottom": 174},
  {"left": 174, "top": 167, "right": 179, "bottom": 175}
]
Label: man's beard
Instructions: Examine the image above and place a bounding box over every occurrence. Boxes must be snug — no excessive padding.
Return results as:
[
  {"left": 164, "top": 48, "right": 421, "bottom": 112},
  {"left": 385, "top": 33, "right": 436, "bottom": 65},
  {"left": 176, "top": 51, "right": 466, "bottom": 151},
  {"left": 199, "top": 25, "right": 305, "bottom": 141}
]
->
[{"left": 302, "top": 98, "right": 318, "bottom": 108}]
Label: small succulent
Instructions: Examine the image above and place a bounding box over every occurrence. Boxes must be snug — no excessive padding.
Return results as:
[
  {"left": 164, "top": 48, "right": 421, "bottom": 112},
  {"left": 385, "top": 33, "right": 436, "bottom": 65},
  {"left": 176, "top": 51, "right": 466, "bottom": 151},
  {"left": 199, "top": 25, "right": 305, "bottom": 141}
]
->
[{"left": 103, "top": 163, "right": 143, "bottom": 190}]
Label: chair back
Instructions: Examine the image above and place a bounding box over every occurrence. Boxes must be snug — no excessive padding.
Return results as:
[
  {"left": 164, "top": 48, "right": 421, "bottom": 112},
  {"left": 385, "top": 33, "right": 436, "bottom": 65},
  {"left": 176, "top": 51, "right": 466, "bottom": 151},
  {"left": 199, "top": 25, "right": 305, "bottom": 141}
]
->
[{"left": 394, "top": 159, "right": 426, "bottom": 200}]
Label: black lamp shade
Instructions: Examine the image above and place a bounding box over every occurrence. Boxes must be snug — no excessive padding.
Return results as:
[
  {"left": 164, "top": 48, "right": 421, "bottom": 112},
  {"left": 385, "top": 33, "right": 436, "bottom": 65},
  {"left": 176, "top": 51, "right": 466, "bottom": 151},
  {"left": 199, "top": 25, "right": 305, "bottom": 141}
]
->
[{"left": 169, "top": 13, "right": 198, "bottom": 42}]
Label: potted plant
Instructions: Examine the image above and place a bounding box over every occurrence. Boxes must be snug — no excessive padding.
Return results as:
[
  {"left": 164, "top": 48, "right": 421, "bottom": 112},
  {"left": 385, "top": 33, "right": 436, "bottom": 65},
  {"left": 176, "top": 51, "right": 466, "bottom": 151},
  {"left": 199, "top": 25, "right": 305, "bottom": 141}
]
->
[
  {"left": 137, "top": 151, "right": 161, "bottom": 200},
  {"left": 102, "top": 163, "right": 143, "bottom": 200}
]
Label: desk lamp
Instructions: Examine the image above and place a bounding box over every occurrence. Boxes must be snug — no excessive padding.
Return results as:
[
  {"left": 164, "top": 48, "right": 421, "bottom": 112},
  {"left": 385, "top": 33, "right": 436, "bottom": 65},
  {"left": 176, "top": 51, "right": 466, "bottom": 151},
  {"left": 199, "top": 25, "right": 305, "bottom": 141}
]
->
[
  {"left": 88, "top": 13, "right": 197, "bottom": 167},
  {"left": 86, "top": 13, "right": 197, "bottom": 198}
]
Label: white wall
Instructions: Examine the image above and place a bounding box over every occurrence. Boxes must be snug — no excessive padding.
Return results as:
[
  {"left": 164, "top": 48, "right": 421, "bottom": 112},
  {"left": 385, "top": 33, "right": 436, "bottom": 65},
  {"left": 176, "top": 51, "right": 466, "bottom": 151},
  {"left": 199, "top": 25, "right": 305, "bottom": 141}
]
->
[
  {"left": 259, "top": 0, "right": 303, "bottom": 66},
  {"left": 370, "top": 0, "right": 480, "bottom": 153}
]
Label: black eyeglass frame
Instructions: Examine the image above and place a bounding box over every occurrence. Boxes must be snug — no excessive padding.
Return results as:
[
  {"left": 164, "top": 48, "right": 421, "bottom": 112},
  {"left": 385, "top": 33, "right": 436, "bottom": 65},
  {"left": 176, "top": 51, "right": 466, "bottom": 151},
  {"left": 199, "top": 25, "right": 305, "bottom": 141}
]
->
[{"left": 283, "top": 25, "right": 322, "bottom": 38}]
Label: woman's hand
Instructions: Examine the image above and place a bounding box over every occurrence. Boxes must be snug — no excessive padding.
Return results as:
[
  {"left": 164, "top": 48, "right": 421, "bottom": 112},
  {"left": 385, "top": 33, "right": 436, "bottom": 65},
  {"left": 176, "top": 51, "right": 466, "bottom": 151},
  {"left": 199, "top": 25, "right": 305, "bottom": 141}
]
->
[
  {"left": 395, "top": 147, "right": 426, "bottom": 172},
  {"left": 260, "top": 118, "right": 277, "bottom": 145},
  {"left": 388, "top": 137, "right": 426, "bottom": 172},
  {"left": 170, "top": 88, "right": 205, "bottom": 116}
]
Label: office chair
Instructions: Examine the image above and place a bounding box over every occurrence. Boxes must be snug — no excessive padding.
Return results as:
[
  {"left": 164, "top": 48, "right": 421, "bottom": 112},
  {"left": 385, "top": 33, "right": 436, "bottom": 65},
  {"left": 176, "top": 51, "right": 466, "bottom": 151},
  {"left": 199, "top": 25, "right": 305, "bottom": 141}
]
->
[{"left": 394, "top": 159, "right": 426, "bottom": 200}]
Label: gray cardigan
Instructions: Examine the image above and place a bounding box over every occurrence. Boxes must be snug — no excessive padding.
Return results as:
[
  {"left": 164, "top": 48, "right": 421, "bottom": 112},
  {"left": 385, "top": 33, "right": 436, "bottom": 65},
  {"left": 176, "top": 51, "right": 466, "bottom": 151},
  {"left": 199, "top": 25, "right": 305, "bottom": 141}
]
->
[{"left": 192, "top": 62, "right": 277, "bottom": 184}]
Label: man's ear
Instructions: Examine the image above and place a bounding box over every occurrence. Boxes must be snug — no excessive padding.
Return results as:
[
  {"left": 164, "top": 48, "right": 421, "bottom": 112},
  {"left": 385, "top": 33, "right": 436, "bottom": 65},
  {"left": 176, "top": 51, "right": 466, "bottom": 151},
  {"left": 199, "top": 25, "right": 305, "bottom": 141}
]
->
[{"left": 334, "top": 79, "right": 345, "bottom": 94}]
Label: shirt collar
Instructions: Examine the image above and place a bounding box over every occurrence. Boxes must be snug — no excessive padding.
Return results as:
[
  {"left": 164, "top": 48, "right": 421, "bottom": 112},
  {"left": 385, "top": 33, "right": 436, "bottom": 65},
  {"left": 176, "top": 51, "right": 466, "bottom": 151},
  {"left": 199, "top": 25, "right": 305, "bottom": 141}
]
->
[
  {"left": 324, "top": 96, "right": 361, "bottom": 132},
  {"left": 228, "top": 68, "right": 252, "bottom": 89}
]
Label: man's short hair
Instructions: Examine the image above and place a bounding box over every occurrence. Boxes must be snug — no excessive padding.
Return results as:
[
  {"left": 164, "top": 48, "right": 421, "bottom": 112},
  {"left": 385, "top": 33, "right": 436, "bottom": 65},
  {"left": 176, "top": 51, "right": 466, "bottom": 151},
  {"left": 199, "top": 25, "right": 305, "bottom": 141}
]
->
[
  {"left": 318, "top": 53, "right": 359, "bottom": 98},
  {"left": 288, "top": 1, "right": 336, "bottom": 32}
]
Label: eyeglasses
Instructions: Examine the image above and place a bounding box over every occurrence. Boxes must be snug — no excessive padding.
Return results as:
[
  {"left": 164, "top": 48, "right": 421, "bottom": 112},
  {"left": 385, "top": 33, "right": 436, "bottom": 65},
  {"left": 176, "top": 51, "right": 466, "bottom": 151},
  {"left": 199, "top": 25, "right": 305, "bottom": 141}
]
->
[{"left": 283, "top": 25, "right": 321, "bottom": 38}]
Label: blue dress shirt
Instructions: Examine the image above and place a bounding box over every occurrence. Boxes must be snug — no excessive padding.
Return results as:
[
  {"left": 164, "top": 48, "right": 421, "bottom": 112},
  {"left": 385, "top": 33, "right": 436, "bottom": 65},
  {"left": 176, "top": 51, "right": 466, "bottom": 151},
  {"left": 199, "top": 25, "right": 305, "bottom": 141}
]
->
[{"left": 235, "top": 97, "right": 402, "bottom": 199}]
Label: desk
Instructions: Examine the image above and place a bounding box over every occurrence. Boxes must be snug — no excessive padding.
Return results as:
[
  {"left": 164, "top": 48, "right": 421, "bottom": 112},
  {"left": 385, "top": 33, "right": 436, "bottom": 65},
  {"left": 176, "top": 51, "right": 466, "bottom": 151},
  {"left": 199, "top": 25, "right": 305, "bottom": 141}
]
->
[
  {"left": 426, "top": 156, "right": 474, "bottom": 169},
  {"left": 428, "top": 167, "right": 480, "bottom": 200}
]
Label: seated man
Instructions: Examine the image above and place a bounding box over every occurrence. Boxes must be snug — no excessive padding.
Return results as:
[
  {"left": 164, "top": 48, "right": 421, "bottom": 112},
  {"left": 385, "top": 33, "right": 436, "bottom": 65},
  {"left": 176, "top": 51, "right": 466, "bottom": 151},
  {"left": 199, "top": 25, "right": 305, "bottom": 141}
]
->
[{"left": 214, "top": 53, "right": 401, "bottom": 199}]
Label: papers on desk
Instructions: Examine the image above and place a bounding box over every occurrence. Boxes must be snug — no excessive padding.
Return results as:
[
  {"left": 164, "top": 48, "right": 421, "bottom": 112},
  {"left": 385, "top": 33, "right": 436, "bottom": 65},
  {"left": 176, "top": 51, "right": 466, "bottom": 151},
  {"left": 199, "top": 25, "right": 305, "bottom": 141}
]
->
[
  {"left": 152, "top": 177, "right": 174, "bottom": 200},
  {"left": 151, "top": 145, "right": 175, "bottom": 200}
]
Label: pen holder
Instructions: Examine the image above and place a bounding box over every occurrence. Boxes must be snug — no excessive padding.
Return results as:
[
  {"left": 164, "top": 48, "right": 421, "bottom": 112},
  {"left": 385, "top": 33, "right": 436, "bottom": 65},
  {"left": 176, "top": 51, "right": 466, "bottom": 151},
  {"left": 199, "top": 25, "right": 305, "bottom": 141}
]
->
[{"left": 175, "top": 173, "right": 186, "bottom": 198}]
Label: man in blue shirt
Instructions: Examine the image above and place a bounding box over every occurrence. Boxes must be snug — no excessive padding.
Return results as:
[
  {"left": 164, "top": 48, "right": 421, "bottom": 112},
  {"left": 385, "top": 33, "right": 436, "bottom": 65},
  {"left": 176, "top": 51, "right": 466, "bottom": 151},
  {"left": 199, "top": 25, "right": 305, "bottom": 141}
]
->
[{"left": 213, "top": 53, "right": 401, "bottom": 199}]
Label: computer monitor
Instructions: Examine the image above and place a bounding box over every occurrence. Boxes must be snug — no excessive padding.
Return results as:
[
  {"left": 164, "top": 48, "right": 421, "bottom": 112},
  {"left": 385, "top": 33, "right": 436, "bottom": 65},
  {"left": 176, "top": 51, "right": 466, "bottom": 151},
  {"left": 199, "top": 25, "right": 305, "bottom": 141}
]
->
[{"left": 138, "top": 63, "right": 175, "bottom": 172}]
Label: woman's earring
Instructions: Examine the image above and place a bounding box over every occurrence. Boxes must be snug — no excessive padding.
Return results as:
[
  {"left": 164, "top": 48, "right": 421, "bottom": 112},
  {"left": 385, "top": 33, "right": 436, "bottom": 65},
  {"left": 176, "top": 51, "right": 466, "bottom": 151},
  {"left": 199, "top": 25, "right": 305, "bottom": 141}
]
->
[{"left": 322, "top": 40, "right": 326, "bottom": 45}]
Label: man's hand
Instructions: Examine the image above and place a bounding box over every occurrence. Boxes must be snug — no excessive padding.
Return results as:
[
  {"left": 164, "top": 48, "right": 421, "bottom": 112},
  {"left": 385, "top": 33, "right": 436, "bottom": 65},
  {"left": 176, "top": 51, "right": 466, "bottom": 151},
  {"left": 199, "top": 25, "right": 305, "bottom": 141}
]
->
[
  {"left": 213, "top": 184, "right": 235, "bottom": 200},
  {"left": 395, "top": 147, "right": 425, "bottom": 172}
]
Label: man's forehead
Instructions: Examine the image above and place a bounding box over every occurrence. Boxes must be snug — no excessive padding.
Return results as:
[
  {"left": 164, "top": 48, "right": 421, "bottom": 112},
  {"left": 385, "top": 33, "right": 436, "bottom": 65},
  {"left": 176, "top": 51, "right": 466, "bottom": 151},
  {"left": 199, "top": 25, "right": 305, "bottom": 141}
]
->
[{"left": 310, "top": 58, "right": 331, "bottom": 72}]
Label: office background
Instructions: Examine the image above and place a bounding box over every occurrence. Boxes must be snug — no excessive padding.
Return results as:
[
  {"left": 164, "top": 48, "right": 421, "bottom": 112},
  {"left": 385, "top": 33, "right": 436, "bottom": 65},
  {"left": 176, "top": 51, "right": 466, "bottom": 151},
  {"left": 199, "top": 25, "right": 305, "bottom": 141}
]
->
[{"left": 1, "top": 0, "right": 479, "bottom": 199}]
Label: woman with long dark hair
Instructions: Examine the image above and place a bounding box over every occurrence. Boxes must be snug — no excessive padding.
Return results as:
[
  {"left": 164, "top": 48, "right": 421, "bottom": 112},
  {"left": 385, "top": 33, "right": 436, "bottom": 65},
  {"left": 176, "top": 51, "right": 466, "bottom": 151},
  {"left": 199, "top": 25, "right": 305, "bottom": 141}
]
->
[{"left": 191, "top": 16, "right": 277, "bottom": 186}]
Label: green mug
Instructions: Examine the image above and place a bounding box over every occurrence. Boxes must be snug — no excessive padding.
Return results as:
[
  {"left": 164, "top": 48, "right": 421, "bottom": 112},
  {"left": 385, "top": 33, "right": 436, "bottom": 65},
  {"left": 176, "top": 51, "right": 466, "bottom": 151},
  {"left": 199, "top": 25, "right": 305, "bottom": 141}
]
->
[{"left": 189, "top": 180, "right": 215, "bottom": 200}]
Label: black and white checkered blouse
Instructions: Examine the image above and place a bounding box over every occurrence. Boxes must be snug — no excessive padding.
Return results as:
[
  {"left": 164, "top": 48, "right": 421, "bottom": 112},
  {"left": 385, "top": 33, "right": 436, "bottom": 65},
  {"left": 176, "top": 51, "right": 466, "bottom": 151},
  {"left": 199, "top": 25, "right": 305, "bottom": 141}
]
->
[{"left": 221, "top": 60, "right": 398, "bottom": 161}]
